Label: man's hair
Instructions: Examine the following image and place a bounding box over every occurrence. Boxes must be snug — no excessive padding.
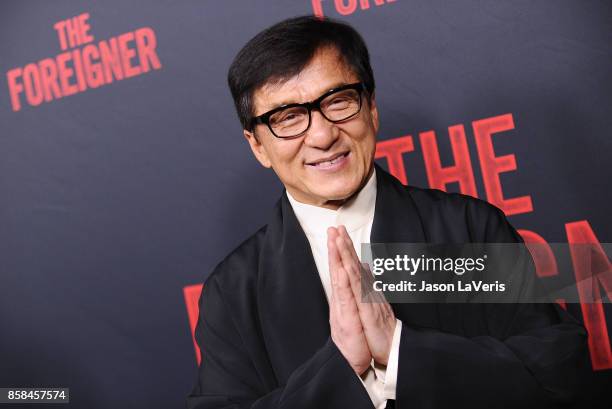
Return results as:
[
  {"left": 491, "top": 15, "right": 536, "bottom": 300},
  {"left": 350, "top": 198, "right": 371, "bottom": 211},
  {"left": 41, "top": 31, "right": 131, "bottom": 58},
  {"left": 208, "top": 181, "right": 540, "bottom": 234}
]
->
[{"left": 227, "top": 15, "right": 375, "bottom": 131}]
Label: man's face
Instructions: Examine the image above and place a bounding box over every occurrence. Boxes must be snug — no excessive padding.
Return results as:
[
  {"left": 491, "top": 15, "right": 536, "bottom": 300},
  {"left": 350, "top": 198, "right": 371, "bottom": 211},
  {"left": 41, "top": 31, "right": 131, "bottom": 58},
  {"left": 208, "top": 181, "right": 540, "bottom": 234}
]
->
[{"left": 243, "top": 47, "right": 379, "bottom": 209}]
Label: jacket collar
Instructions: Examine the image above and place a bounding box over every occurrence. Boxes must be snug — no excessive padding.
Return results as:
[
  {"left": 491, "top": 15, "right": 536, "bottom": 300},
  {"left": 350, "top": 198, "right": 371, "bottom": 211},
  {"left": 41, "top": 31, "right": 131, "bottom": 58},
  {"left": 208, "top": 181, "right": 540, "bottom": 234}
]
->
[{"left": 370, "top": 165, "right": 426, "bottom": 244}]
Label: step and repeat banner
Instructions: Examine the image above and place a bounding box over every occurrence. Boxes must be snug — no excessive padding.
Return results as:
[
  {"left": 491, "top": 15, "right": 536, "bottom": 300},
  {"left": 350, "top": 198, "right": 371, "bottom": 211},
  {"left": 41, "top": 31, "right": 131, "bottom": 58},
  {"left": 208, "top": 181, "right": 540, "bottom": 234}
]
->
[{"left": 1, "top": 1, "right": 610, "bottom": 408}]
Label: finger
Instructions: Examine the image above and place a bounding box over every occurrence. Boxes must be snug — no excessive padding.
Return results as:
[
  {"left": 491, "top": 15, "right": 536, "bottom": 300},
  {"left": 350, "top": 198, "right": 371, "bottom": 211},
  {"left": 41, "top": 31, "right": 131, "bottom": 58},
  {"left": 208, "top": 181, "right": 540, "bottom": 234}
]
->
[
  {"left": 334, "top": 240, "right": 395, "bottom": 330},
  {"left": 361, "top": 289, "right": 396, "bottom": 335},
  {"left": 336, "top": 235, "right": 363, "bottom": 302},
  {"left": 330, "top": 227, "right": 363, "bottom": 327},
  {"left": 333, "top": 262, "right": 359, "bottom": 313},
  {"left": 335, "top": 233, "right": 361, "bottom": 280},
  {"left": 337, "top": 237, "right": 378, "bottom": 334},
  {"left": 337, "top": 228, "right": 366, "bottom": 297},
  {"left": 338, "top": 225, "right": 361, "bottom": 263},
  {"left": 360, "top": 263, "right": 378, "bottom": 302},
  {"left": 327, "top": 227, "right": 341, "bottom": 287},
  {"left": 331, "top": 236, "right": 351, "bottom": 293},
  {"left": 335, "top": 266, "right": 354, "bottom": 305},
  {"left": 328, "top": 231, "right": 344, "bottom": 319},
  {"left": 329, "top": 291, "right": 337, "bottom": 324},
  {"left": 330, "top": 238, "right": 353, "bottom": 305}
]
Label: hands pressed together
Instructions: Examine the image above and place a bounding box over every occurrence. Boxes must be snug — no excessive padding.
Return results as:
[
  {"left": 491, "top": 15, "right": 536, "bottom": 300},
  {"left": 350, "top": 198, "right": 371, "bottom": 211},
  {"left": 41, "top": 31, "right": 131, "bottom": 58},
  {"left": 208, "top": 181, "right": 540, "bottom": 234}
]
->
[{"left": 328, "top": 225, "right": 397, "bottom": 375}]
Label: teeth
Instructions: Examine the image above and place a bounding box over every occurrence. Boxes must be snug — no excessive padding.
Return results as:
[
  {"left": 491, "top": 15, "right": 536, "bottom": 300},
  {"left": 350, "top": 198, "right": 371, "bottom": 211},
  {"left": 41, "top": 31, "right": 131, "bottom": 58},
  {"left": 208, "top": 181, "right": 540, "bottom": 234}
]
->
[{"left": 313, "top": 153, "right": 346, "bottom": 167}]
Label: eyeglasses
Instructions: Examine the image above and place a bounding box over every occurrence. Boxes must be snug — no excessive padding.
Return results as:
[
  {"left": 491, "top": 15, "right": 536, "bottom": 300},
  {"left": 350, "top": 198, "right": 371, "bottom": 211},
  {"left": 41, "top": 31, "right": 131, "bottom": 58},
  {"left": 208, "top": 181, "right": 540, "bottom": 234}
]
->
[{"left": 250, "top": 82, "right": 366, "bottom": 138}]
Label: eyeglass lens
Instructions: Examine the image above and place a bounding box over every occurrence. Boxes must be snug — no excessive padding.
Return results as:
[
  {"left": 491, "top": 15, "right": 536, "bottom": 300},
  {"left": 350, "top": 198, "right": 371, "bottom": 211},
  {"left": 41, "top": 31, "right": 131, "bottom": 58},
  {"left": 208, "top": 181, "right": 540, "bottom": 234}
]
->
[{"left": 269, "top": 88, "right": 361, "bottom": 137}]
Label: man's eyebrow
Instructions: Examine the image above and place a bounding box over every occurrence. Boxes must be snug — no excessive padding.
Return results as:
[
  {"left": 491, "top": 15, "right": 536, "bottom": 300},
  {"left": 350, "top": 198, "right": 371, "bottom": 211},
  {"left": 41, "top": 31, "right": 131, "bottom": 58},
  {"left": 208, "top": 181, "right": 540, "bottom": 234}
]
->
[{"left": 259, "top": 81, "right": 351, "bottom": 113}]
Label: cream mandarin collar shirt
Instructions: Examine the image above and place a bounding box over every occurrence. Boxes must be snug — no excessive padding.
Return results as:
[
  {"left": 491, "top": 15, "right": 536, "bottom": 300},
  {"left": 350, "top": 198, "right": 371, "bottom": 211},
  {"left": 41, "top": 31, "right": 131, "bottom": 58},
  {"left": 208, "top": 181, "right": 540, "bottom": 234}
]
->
[{"left": 286, "top": 168, "right": 401, "bottom": 409}]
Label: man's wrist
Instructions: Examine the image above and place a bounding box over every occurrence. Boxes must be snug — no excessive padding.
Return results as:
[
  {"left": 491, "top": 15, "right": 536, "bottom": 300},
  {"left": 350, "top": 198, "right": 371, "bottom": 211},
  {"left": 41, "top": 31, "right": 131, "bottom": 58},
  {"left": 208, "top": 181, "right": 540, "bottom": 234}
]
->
[
  {"left": 382, "top": 319, "right": 403, "bottom": 400},
  {"left": 373, "top": 318, "right": 397, "bottom": 366}
]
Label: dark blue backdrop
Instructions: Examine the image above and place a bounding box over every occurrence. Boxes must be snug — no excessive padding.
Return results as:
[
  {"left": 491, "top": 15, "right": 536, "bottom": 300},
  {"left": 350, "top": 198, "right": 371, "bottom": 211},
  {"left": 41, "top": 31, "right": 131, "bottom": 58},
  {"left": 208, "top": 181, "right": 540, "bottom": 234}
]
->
[{"left": 1, "top": 1, "right": 610, "bottom": 408}]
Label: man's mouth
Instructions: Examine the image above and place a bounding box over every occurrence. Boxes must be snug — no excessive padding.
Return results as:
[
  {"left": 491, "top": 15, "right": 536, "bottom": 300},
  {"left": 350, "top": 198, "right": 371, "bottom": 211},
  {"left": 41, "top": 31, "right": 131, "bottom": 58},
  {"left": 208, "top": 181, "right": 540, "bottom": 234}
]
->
[{"left": 306, "top": 152, "right": 350, "bottom": 169}]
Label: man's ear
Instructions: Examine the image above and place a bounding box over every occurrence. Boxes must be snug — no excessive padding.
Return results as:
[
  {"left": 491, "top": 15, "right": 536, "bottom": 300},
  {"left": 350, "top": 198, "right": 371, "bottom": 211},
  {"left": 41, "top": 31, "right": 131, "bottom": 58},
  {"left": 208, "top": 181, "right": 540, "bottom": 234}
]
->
[
  {"left": 243, "top": 129, "right": 272, "bottom": 168},
  {"left": 368, "top": 92, "right": 379, "bottom": 134}
]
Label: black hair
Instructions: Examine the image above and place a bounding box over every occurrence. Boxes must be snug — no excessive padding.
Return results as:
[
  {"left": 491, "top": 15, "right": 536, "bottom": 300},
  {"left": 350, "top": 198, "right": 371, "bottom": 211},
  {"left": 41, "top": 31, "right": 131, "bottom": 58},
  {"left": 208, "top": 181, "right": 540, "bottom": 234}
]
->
[{"left": 227, "top": 15, "right": 375, "bottom": 131}]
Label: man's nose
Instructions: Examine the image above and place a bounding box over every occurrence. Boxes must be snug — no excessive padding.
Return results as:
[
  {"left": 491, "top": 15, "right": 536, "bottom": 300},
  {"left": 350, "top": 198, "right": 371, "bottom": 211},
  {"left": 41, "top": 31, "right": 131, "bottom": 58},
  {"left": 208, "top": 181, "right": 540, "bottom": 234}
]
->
[{"left": 303, "top": 109, "right": 339, "bottom": 149}]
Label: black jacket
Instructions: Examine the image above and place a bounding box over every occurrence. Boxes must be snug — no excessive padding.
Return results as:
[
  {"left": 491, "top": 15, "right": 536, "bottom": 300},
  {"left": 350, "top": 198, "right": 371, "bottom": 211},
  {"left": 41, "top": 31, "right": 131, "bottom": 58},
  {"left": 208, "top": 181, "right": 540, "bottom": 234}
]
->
[{"left": 187, "top": 166, "right": 589, "bottom": 409}]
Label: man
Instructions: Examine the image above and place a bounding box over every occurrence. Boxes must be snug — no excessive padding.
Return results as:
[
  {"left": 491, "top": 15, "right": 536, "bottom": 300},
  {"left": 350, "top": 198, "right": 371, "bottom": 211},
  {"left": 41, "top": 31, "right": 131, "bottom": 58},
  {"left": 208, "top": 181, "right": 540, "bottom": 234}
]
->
[{"left": 187, "top": 16, "right": 588, "bottom": 409}]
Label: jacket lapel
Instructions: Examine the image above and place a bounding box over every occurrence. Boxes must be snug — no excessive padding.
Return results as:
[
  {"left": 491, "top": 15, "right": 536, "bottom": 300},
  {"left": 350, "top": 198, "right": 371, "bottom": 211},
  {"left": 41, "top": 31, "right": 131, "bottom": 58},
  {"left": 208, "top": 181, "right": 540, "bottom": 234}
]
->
[
  {"left": 371, "top": 165, "right": 444, "bottom": 329},
  {"left": 257, "top": 194, "right": 330, "bottom": 383},
  {"left": 371, "top": 164, "right": 427, "bottom": 244}
]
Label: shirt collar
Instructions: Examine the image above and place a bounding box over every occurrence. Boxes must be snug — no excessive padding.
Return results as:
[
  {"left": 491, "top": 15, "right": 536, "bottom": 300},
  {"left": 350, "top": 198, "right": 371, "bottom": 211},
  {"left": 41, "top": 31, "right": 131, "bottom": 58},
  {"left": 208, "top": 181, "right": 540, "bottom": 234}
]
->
[{"left": 286, "top": 167, "right": 377, "bottom": 238}]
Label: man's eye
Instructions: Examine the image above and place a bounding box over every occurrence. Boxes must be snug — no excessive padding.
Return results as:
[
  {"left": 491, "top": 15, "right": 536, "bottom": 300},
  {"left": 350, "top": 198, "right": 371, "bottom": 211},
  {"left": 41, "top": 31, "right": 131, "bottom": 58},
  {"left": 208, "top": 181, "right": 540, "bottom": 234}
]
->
[
  {"left": 326, "top": 97, "right": 352, "bottom": 109},
  {"left": 271, "top": 110, "right": 304, "bottom": 125},
  {"left": 331, "top": 97, "right": 348, "bottom": 104}
]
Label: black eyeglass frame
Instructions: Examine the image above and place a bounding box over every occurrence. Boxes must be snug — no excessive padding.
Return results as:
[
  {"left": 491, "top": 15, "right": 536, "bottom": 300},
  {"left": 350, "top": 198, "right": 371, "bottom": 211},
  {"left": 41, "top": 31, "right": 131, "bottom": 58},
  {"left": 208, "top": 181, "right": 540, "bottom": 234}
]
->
[{"left": 249, "top": 82, "right": 367, "bottom": 138}]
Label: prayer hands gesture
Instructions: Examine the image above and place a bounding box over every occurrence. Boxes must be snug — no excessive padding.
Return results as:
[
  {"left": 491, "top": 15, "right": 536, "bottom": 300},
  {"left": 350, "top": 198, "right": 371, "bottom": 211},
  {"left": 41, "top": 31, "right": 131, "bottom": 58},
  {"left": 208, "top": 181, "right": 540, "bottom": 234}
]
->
[{"left": 328, "top": 225, "right": 397, "bottom": 375}]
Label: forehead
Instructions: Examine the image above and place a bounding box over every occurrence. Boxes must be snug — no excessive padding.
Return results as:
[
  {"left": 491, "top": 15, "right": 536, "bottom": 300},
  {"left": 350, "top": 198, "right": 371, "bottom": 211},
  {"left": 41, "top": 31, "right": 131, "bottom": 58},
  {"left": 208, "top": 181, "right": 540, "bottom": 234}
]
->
[{"left": 252, "top": 47, "right": 360, "bottom": 115}]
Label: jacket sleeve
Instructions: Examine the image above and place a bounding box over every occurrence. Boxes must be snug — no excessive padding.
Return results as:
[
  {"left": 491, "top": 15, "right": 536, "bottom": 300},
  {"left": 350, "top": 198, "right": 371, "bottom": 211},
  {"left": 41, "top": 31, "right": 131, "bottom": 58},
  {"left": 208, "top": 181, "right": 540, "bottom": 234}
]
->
[
  {"left": 186, "top": 273, "right": 376, "bottom": 409},
  {"left": 394, "top": 201, "right": 591, "bottom": 408}
]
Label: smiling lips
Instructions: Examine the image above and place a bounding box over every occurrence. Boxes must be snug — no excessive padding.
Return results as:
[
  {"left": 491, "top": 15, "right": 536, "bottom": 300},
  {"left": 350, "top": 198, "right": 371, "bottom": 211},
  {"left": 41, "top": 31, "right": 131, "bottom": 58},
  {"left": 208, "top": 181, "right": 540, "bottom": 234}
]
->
[{"left": 306, "top": 151, "right": 350, "bottom": 170}]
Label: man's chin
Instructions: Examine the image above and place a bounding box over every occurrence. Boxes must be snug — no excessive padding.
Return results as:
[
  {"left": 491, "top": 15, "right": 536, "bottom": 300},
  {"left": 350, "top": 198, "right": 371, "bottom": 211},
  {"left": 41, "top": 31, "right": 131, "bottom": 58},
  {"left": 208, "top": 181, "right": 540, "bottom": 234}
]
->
[{"left": 313, "top": 184, "right": 360, "bottom": 205}]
